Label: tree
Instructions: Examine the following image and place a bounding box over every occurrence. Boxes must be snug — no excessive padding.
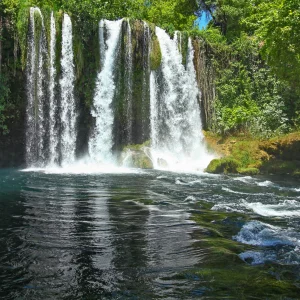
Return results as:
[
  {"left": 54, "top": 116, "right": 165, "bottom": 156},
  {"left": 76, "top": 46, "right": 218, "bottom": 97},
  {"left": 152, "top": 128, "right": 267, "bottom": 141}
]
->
[{"left": 250, "top": 0, "right": 300, "bottom": 89}]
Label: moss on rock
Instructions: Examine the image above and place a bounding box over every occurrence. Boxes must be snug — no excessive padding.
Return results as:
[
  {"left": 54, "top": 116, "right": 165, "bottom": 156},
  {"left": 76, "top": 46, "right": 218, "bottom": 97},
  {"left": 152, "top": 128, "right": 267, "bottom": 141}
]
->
[
  {"left": 122, "top": 141, "right": 153, "bottom": 169},
  {"left": 204, "top": 131, "right": 300, "bottom": 176},
  {"left": 17, "top": 6, "right": 30, "bottom": 69},
  {"left": 237, "top": 167, "right": 260, "bottom": 175},
  {"left": 150, "top": 32, "right": 162, "bottom": 70},
  {"left": 206, "top": 157, "right": 241, "bottom": 174}
]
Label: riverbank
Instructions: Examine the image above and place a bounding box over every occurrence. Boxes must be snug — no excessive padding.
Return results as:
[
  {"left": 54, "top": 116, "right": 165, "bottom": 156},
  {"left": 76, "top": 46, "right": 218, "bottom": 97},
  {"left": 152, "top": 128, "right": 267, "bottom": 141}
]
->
[{"left": 204, "top": 131, "right": 300, "bottom": 176}]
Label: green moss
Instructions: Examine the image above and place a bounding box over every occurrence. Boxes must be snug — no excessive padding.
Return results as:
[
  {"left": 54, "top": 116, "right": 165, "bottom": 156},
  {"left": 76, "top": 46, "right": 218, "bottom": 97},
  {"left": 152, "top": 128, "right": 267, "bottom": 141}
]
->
[
  {"left": 72, "top": 17, "right": 99, "bottom": 106},
  {"left": 238, "top": 167, "right": 259, "bottom": 175},
  {"left": 150, "top": 35, "right": 162, "bottom": 70},
  {"left": 178, "top": 31, "right": 189, "bottom": 66},
  {"left": 17, "top": 6, "right": 30, "bottom": 69},
  {"left": 204, "top": 132, "right": 300, "bottom": 176},
  {"left": 122, "top": 142, "right": 153, "bottom": 169},
  {"left": 40, "top": 7, "right": 52, "bottom": 49},
  {"left": 191, "top": 266, "right": 300, "bottom": 299},
  {"left": 206, "top": 157, "right": 241, "bottom": 174},
  {"left": 33, "top": 10, "right": 43, "bottom": 51},
  {"left": 123, "top": 140, "right": 150, "bottom": 151},
  {"left": 54, "top": 11, "right": 63, "bottom": 79},
  {"left": 260, "top": 159, "right": 300, "bottom": 175}
]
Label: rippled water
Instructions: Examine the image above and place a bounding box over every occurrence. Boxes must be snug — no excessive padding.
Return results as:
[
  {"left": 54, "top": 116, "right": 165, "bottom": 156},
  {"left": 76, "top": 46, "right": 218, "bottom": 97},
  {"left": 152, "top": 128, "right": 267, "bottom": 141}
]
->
[{"left": 0, "top": 169, "right": 300, "bottom": 299}]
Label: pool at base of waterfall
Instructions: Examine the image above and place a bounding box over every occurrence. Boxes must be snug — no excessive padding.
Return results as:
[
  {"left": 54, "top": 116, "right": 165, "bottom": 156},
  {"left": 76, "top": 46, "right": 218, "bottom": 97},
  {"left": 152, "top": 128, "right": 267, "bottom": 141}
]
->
[{"left": 0, "top": 168, "right": 300, "bottom": 299}]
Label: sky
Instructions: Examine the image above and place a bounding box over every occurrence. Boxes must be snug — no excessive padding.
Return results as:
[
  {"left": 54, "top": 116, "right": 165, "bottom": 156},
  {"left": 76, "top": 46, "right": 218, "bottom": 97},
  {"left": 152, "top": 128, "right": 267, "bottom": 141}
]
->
[{"left": 196, "top": 13, "right": 212, "bottom": 29}]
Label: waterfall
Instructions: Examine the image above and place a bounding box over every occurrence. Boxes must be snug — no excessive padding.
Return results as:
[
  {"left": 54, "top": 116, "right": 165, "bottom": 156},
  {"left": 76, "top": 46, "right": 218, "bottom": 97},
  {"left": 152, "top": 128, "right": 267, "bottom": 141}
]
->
[
  {"left": 48, "top": 12, "right": 58, "bottom": 165},
  {"left": 150, "top": 28, "right": 212, "bottom": 171},
  {"left": 88, "top": 20, "right": 123, "bottom": 164},
  {"left": 142, "top": 22, "right": 151, "bottom": 140},
  {"left": 125, "top": 20, "right": 133, "bottom": 144},
  {"left": 24, "top": 13, "right": 212, "bottom": 172},
  {"left": 59, "top": 13, "right": 77, "bottom": 166},
  {"left": 25, "top": 7, "right": 49, "bottom": 167}
]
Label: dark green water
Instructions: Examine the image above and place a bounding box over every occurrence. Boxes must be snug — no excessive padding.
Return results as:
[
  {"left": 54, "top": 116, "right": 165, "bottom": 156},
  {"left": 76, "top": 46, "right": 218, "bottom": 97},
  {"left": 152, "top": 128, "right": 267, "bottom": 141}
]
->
[{"left": 0, "top": 168, "right": 300, "bottom": 299}]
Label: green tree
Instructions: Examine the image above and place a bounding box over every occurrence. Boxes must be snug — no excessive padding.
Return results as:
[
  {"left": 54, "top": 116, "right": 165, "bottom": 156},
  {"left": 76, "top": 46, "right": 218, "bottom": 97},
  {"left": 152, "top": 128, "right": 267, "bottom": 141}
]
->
[
  {"left": 250, "top": 0, "right": 300, "bottom": 89},
  {"left": 146, "top": 0, "right": 198, "bottom": 31}
]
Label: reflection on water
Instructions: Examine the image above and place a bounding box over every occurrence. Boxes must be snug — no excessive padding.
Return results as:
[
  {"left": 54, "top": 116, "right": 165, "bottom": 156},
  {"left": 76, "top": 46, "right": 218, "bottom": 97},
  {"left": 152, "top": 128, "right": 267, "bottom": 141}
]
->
[{"left": 0, "top": 169, "right": 300, "bottom": 298}]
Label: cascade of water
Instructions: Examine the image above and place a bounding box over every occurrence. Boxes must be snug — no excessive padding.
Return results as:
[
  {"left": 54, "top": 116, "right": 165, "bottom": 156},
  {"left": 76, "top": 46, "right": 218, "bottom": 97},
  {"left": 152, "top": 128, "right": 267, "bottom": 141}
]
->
[
  {"left": 142, "top": 21, "right": 151, "bottom": 140},
  {"left": 89, "top": 20, "right": 123, "bottom": 164},
  {"left": 125, "top": 20, "right": 133, "bottom": 144},
  {"left": 25, "top": 7, "right": 48, "bottom": 167},
  {"left": 99, "top": 19, "right": 105, "bottom": 68},
  {"left": 150, "top": 28, "right": 212, "bottom": 172},
  {"left": 59, "top": 13, "right": 77, "bottom": 166},
  {"left": 48, "top": 11, "right": 58, "bottom": 165}
]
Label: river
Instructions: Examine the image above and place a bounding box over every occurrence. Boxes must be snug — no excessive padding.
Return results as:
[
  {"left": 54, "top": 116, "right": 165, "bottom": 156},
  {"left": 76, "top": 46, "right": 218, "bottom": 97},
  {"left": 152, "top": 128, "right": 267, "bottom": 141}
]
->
[{"left": 0, "top": 168, "right": 300, "bottom": 299}]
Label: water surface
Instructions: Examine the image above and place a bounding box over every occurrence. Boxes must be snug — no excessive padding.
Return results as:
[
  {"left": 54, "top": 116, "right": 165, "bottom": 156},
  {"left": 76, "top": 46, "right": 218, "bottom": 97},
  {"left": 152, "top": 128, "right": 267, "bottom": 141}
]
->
[{"left": 0, "top": 169, "right": 300, "bottom": 299}]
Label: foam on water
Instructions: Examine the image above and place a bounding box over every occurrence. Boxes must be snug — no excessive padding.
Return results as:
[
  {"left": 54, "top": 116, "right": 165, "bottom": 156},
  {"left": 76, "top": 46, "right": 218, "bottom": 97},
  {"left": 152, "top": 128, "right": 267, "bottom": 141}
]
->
[
  {"left": 233, "top": 176, "right": 253, "bottom": 183},
  {"left": 239, "top": 250, "right": 277, "bottom": 265},
  {"left": 235, "top": 221, "right": 300, "bottom": 265},
  {"left": 184, "top": 196, "right": 197, "bottom": 203},
  {"left": 21, "top": 161, "right": 145, "bottom": 175},
  {"left": 256, "top": 180, "right": 275, "bottom": 187},
  {"left": 211, "top": 202, "right": 247, "bottom": 213},
  {"left": 233, "top": 220, "right": 300, "bottom": 247},
  {"left": 245, "top": 200, "right": 300, "bottom": 217},
  {"left": 175, "top": 178, "right": 190, "bottom": 186}
]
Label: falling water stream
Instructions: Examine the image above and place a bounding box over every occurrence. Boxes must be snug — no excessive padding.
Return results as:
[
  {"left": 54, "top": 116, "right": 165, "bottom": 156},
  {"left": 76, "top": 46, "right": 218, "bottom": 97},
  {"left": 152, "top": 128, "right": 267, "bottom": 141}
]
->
[
  {"left": 25, "top": 7, "right": 48, "bottom": 167},
  {"left": 125, "top": 20, "right": 133, "bottom": 144},
  {"left": 88, "top": 20, "right": 123, "bottom": 165},
  {"left": 48, "top": 11, "right": 58, "bottom": 166},
  {"left": 59, "top": 13, "right": 77, "bottom": 166},
  {"left": 150, "top": 27, "right": 213, "bottom": 172}
]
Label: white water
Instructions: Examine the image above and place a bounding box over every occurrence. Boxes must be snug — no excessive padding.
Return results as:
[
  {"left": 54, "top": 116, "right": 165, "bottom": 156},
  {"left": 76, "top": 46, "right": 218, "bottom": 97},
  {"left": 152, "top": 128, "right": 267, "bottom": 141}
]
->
[
  {"left": 142, "top": 21, "right": 151, "bottom": 139},
  {"left": 22, "top": 162, "right": 144, "bottom": 175},
  {"left": 25, "top": 7, "right": 48, "bottom": 167},
  {"left": 36, "top": 10, "right": 47, "bottom": 165},
  {"left": 89, "top": 19, "right": 123, "bottom": 164},
  {"left": 48, "top": 12, "right": 59, "bottom": 165},
  {"left": 25, "top": 8, "right": 37, "bottom": 166},
  {"left": 59, "top": 13, "right": 77, "bottom": 166},
  {"left": 150, "top": 28, "right": 214, "bottom": 172},
  {"left": 245, "top": 200, "right": 300, "bottom": 217},
  {"left": 234, "top": 220, "right": 300, "bottom": 247},
  {"left": 125, "top": 20, "right": 133, "bottom": 143}
]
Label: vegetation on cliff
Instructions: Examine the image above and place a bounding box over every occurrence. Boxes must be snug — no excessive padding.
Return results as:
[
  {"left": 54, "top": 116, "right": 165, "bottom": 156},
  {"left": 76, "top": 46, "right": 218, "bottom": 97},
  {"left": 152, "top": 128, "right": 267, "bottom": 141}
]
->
[{"left": 205, "top": 132, "right": 300, "bottom": 176}]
